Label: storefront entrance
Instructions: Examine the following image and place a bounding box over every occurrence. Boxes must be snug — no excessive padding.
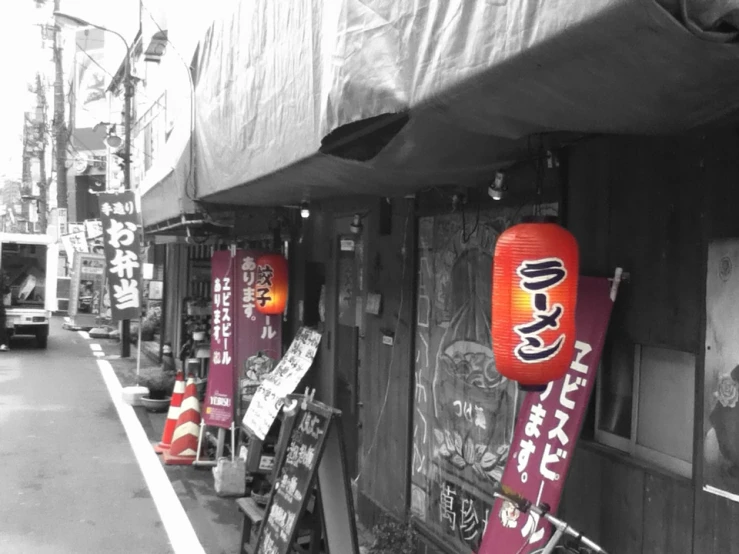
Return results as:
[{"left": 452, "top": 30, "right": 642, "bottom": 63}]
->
[{"left": 332, "top": 217, "right": 365, "bottom": 480}]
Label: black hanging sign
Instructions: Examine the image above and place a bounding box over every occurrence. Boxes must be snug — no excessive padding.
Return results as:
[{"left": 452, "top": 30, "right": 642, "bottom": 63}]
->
[
  {"left": 98, "top": 191, "right": 142, "bottom": 320},
  {"left": 248, "top": 393, "right": 359, "bottom": 554}
]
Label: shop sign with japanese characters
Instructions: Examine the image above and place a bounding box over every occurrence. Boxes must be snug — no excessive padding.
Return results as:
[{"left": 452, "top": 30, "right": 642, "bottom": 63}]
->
[
  {"left": 252, "top": 407, "right": 331, "bottom": 554},
  {"left": 478, "top": 277, "right": 615, "bottom": 553},
  {"left": 61, "top": 230, "right": 89, "bottom": 262},
  {"left": 234, "top": 250, "right": 283, "bottom": 395},
  {"left": 203, "top": 250, "right": 236, "bottom": 428},
  {"left": 68, "top": 252, "right": 106, "bottom": 318},
  {"left": 98, "top": 192, "right": 142, "bottom": 321},
  {"left": 243, "top": 327, "right": 322, "bottom": 440},
  {"left": 84, "top": 219, "right": 105, "bottom": 255}
]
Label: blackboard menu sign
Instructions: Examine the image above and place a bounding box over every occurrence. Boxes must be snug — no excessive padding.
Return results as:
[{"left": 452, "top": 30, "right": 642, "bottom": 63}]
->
[{"left": 252, "top": 405, "right": 331, "bottom": 554}]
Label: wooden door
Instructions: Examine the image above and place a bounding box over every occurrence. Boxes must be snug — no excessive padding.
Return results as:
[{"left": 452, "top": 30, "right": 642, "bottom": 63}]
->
[{"left": 332, "top": 224, "right": 365, "bottom": 480}]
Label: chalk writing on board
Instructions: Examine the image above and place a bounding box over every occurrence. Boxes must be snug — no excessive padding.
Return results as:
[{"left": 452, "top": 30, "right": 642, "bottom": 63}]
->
[{"left": 254, "top": 409, "right": 330, "bottom": 554}]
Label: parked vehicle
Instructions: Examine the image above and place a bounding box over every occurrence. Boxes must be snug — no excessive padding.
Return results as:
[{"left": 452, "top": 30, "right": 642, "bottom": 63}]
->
[{"left": 0, "top": 233, "right": 58, "bottom": 348}]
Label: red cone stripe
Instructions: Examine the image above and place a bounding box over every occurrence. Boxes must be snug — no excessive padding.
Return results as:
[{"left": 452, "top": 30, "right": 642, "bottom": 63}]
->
[
  {"left": 154, "top": 370, "right": 185, "bottom": 454},
  {"left": 163, "top": 375, "right": 202, "bottom": 466}
]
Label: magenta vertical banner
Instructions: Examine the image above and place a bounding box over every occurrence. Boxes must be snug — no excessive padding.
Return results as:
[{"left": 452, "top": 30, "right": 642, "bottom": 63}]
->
[
  {"left": 203, "top": 250, "right": 236, "bottom": 428},
  {"left": 234, "top": 249, "right": 283, "bottom": 389},
  {"left": 478, "top": 277, "right": 615, "bottom": 553}
]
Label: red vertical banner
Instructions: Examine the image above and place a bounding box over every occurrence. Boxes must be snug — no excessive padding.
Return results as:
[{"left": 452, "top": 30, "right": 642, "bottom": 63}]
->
[
  {"left": 203, "top": 250, "right": 236, "bottom": 429},
  {"left": 478, "top": 277, "right": 615, "bottom": 553},
  {"left": 234, "top": 250, "right": 283, "bottom": 401}
]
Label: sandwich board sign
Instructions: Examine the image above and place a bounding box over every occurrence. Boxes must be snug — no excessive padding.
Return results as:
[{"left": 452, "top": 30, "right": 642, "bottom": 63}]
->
[{"left": 246, "top": 393, "right": 359, "bottom": 554}]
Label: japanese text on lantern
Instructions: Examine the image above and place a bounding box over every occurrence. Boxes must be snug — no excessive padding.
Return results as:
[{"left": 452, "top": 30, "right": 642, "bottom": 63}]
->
[
  {"left": 513, "top": 340, "right": 593, "bottom": 542},
  {"left": 514, "top": 258, "right": 567, "bottom": 363},
  {"left": 212, "top": 276, "right": 232, "bottom": 365},
  {"left": 100, "top": 197, "right": 141, "bottom": 315},
  {"left": 256, "top": 261, "right": 274, "bottom": 309},
  {"left": 241, "top": 255, "right": 256, "bottom": 320}
]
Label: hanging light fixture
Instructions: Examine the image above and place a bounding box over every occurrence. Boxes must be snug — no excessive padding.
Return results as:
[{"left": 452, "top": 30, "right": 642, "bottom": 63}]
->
[
  {"left": 300, "top": 202, "right": 310, "bottom": 219},
  {"left": 350, "top": 214, "right": 363, "bottom": 234},
  {"left": 488, "top": 172, "right": 505, "bottom": 201},
  {"left": 491, "top": 219, "right": 579, "bottom": 390},
  {"left": 255, "top": 253, "right": 289, "bottom": 315},
  {"left": 104, "top": 124, "right": 123, "bottom": 149}
]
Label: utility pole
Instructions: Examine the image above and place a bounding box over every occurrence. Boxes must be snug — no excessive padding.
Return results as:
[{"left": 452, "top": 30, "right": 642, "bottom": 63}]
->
[
  {"left": 53, "top": 0, "right": 68, "bottom": 210},
  {"left": 35, "top": 73, "right": 48, "bottom": 234},
  {"left": 120, "top": 44, "right": 134, "bottom": 358},
  {"left": 21, "top": 113, "right": 33, "bottom": 234}
]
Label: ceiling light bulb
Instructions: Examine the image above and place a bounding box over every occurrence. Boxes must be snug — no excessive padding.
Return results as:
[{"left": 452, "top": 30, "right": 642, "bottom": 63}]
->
[
  {"left": 350, "top": 214, "right": 363, "bottom": 233},
  {"left": 300, "top": 202, "right": 310, "bottom": 219}
]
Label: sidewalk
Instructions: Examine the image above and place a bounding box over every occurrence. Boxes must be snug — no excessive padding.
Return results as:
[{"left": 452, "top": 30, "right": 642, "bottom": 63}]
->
[
  {"left": 96, "top": 336, "right": 378, "bottom": 554},
  {"left": 95, "top": 339, "right": 242, "bottom": 554}
]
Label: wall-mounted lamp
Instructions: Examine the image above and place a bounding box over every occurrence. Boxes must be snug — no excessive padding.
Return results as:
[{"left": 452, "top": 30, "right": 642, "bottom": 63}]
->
[
  {"left": 104, "top": 124, "right": 123, "bottom": 149},
  {"left": 488, "top": 171, "right": 506, "bottom": 201},
  {"left": 300, "top": 202, "right": 310, "bottom": 219},
  {"left": 350, "top": 214, "right": 363, "bottom": 234}
]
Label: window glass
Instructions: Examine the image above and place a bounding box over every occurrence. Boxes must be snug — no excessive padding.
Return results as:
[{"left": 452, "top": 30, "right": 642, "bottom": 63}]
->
[
  {"left": 598, "top": 337, "right": 634, "bottom": 439},
  {"left": 636, "top": 346, "right": 695, "bottom": 464}
]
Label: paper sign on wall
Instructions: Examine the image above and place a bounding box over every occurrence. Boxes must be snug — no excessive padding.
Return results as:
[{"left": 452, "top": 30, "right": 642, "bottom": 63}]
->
[{"left": 243, "top": 327, "right": 322, "bottom": 440}]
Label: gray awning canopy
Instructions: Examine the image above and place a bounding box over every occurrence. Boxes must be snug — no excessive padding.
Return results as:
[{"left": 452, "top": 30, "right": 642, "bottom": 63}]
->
[
  {"left": 188, "top": 0, "right": 739, "bottom": 207},
  {"left": 140, "top": 137, "right": 199, "bottom": 231}
]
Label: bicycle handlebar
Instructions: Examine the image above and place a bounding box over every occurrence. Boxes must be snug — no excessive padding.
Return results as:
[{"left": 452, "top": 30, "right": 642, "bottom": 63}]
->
[{"left": 493, "top": 485, "right": 608, "bottom": 554}]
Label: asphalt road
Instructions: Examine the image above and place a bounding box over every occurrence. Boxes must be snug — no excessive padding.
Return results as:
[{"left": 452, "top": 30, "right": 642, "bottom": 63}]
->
[{"left": 0, "top": 318, "right": 174, "bottom": 554}]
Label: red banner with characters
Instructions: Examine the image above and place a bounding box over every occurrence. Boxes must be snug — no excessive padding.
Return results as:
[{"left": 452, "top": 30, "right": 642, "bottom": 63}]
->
[
  {"left": 234, "top": 250, "right": 283, "bottom": 405},
  {"left": 478, "top": 276, "right": 615, "bottom": 553},
  {"left": 203, "top": 250, "right": 236, "bottom": 428}
]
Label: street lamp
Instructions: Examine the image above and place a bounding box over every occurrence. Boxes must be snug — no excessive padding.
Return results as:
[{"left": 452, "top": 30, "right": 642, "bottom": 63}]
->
[{"left": 54, "top": 11, "right": 134, "bottom": 358}]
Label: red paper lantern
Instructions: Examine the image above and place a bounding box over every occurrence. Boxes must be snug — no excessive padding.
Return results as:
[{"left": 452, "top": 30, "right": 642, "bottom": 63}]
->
[
  {"left": 491, "top": 222, "right": 579, "bottom": 390},
  {"left": 255, "top": 253, "right": 288, "bottom": 315}
]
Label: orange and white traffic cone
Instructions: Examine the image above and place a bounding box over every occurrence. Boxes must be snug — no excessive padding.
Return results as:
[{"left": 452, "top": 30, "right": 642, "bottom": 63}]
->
[
  {"left": 163, "top": 375, "right": 203, "bottom": 466},
  {"left": 154, "top": 369, "right": 185, "bottom": 454}
]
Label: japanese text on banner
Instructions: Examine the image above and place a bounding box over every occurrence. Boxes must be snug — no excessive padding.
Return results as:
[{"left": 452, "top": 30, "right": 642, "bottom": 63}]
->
[
  {"left": 98, "top": 192, "right": 142, "bottom": 321},
  {"left": 204, "top": 250, "right": 237, "bottom": 428},
  {"left": 478, "top": 277, "right": 615, "bottom": 554}
]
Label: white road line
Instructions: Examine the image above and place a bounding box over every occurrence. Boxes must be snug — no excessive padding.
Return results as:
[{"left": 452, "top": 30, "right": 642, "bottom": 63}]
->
[
  {"left": 97, "top": 360, "right": 206, "bottom": 554},
  {"left": 78, "top": 331, "right": 90, "bottom": 340},
  {"left": 93, "top": 352, "right": 105, "bottom": 357},
  {"left": 90, "top": 344, "right": 102, "bottom": 351}
]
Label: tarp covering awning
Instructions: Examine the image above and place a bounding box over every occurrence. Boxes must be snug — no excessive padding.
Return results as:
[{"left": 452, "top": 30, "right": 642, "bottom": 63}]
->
[
  {"left": 139, "top": 136, "right": 198, "bottom": 231},
  {"left": 138, "top": 0, "right": 213, "bottom": 230},
  {"left": 194, "top": 0, "right": 739, "bottom": 207}
]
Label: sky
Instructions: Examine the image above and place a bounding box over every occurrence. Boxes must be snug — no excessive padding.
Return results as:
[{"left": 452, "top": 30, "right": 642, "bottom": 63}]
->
[
  {"left": 0, "top": 3, "right": 41, "bottom": 180},
  {"left": 0, "top": 0, "right": 140, "bottom": 181}
]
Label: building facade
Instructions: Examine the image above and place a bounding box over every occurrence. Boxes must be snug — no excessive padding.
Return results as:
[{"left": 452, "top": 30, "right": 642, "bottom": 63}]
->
[{"left": 129, "top": 1, "right": 739, "bottom": 552}]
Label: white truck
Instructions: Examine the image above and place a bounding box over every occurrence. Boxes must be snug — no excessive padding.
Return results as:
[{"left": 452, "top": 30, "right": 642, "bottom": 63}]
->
[{"left": 1, "top": 233, "right": 58, "bottom": 348}]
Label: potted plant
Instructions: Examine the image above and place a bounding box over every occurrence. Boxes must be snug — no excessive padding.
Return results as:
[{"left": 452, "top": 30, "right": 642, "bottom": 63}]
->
[
  {"left": 139, "top": 367, "right": 176, "bottom": 412},
  {"left": 369, "top": 513, "right": 419, "bottom": 554},
  {"left": 139, "top": 305, "right": 162, "bottom": 342},
  {"left": 186, "top": 318, "right": 208, "bottom": 342}
]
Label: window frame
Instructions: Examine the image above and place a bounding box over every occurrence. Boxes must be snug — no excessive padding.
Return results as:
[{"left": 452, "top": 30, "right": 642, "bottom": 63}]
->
[{"left": 594, "top": 343, "right": 694, "bottom": 479}]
